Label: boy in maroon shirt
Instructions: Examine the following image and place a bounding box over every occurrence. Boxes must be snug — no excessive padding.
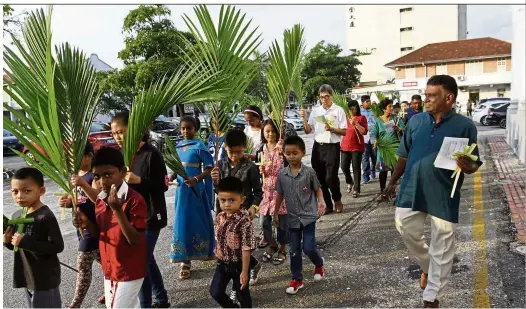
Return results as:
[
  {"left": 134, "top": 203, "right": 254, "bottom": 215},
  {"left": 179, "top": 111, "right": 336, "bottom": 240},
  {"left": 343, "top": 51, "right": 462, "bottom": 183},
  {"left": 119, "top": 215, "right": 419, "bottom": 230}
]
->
[{"left": 73, "top": 147, "right": 147, "bottom": 308}]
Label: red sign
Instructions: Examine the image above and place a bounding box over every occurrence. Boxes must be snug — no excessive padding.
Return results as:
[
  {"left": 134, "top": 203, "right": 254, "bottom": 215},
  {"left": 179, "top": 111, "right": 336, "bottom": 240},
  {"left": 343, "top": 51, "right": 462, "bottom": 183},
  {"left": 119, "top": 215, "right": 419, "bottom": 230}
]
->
[{"left": 403, "top": 81, "right": 418, "bottom": 87}]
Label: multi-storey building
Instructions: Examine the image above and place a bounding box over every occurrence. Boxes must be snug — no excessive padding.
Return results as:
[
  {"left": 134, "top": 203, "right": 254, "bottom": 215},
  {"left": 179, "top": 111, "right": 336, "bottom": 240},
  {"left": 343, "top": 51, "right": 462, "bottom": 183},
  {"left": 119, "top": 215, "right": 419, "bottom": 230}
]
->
[
  {"left": 384, "top": 37, "right": 512, "bottom": 104},
  {"left": 346, "top": 5, "right": 467, "bottom": 86}
]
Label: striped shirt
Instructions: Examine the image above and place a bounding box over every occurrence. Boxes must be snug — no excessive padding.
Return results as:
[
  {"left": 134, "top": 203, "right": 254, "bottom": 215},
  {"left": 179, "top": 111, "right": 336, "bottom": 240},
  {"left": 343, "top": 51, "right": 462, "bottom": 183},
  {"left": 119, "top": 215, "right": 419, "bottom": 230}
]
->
[{"left": 275, "top": 164, "right": 321, "bottom": 228}]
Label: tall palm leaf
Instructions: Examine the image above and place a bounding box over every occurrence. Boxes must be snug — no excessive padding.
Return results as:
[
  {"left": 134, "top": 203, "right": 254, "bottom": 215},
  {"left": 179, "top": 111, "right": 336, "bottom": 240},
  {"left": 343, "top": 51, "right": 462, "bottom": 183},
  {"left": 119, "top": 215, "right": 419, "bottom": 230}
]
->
[
  {"left": 3, "top": 6, "right": 101, "bottom": 224},
  {"left": 266, "top": 24, "right": 306, "bottom": 138},
  {"left": 376, "top": 132, "right": 399, "bottom": 170},
  {"left": 333, "top": 92, "right": 361, "bottom": 143},
  {"left": 180, "top": 5, "right": 262, "bottom": 164},
  {"left": 162, "top": 136, "right": 199, "bottom": 198},
  {"left": 123, "top": 64, "right": 224, "bottom": 167}
]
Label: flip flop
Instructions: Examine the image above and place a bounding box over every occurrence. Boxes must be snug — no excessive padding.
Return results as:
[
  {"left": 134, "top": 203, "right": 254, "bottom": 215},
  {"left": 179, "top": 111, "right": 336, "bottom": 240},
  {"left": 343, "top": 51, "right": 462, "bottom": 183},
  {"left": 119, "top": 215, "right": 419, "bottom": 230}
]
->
[{"left": 272, "top": 250, "right": 287, "bottom": 265}]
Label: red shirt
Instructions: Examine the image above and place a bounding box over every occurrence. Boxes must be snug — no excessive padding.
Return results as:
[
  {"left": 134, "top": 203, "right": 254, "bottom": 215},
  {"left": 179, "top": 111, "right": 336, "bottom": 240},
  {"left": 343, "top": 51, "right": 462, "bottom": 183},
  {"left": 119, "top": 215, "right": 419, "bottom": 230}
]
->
[
  {"left": 96, "top": 185, "right": 147, "bottom": 282},
  {"left": 341, "top": 115, "right": 368, "bottom": 152}
]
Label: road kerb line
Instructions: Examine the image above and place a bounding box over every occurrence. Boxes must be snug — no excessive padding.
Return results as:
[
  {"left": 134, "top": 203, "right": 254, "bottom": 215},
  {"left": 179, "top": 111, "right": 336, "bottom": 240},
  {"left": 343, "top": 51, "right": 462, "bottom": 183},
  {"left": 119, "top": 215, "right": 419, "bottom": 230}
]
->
[{"left": 472, "top": 169, "right": 490, "bottom": 308}]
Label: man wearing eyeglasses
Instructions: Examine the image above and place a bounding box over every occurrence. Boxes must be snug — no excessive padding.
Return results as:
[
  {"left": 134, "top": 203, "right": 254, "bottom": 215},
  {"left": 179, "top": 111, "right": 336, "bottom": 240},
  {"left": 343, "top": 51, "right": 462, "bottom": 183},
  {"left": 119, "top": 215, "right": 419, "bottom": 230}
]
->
[{"left": 299, "top": 84, "right": 347, "bottom": 215}]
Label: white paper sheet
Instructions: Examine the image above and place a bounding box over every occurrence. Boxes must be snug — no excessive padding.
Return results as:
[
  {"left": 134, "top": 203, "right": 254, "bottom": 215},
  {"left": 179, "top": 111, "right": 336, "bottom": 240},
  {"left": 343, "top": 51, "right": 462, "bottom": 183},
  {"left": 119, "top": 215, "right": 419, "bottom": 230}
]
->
[{"left": 434, "top": 137, "right": 469, "bottom": 170}]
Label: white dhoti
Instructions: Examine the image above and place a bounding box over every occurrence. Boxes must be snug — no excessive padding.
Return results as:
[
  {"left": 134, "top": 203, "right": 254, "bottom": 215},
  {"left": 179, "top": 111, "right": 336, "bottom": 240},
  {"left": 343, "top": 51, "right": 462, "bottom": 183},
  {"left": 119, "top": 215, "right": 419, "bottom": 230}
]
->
[
  {"left": 395, "top": 207, "right": 457, "bottom": 302},
  {"left": 104, "top": 278, "right": 144, "bottom": 308}
]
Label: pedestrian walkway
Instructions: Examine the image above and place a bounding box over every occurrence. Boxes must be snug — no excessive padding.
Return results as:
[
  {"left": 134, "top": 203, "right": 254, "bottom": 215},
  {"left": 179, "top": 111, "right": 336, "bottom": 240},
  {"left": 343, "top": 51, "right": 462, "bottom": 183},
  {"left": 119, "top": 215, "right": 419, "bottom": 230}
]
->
[{"left": 487, "top": 136, "right": 526, "bottom": 243}]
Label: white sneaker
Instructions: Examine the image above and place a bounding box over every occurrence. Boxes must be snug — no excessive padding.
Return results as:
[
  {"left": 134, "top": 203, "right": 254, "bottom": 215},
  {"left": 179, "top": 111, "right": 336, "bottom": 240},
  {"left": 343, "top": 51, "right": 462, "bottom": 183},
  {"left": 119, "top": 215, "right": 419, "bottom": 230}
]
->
[{"left": 346, "top": 184, "right": 352, "bottom": 193}]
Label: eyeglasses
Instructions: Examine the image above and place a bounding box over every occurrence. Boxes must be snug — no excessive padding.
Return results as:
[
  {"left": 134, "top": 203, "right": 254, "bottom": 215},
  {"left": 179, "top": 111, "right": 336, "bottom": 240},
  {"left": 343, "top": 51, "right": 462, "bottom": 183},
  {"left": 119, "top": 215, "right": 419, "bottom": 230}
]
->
[{"left": 319, "top": 95, "right": 331, "bottom": 100}]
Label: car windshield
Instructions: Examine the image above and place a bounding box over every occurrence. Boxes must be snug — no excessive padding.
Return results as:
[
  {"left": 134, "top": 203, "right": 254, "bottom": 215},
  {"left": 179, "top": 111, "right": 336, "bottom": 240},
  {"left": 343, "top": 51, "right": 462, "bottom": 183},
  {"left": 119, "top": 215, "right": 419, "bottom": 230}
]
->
[
  {"left": 3, "top": 129, "right": 13, "bottom": 137},
  {"left": 152, "top": 121, "right": 176, "bottom": 131},
  {"left": 156, "top": 115, "right": 170, "bottom": 122},
  {"left": 285, "top": 110, "right": 300, "bottom": 118},
  {"left": 90, "top": 123, "right": 111, "bottom": 132}
]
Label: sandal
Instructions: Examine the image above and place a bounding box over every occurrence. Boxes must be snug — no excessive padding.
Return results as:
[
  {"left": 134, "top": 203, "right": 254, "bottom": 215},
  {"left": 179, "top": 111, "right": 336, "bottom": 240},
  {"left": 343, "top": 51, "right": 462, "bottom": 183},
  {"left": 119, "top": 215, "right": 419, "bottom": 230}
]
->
[
  {"left": 262, "top": 246, "right": 278, "bottom": 262},
  {"left": 272, "top": 250, "right": 287, "bottom": 265},
  {"left": 179, "top": 264, "right": 191, "bottom": 280},
  {"left": 257, "top": 238, "right": 269, "bottom": 248},
  {"left": 352, "top": 191, "right": 359, "bottom": 198}
]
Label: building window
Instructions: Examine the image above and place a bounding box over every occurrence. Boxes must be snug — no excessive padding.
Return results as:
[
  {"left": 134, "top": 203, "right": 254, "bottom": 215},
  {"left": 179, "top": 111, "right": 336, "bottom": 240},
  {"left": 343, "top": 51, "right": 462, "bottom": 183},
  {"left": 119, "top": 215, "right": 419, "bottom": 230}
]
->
[
  {"left": 400, "top": 27, "right": 413, "bottom": 32},
  {"left": 497, "top": 58, "right": 506, "bottom": 72},
  {"left": 401, "top": 47, "right": 413, "bottom": 52},
  {"left": 436, "top": 64, "right": 448, "bottom": 75},
  {"left": 400, "top": 7, "right": 412, "bottom": 12},
  {"left": 465, "top": 60, "right": 483, "bottom": 75},
  {"left": 497, "top": 88, "right": 506, "bottom": 97},
  {"left": 405, "top": 66, "right": 416, "bottom": 78}
]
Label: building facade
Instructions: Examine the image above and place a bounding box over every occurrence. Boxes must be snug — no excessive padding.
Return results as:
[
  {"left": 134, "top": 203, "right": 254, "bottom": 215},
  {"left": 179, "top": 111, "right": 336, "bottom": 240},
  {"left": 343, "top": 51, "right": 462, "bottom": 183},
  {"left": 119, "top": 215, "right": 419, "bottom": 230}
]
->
[
  {"left": 507, "top": 5, "right": 526, "bottom": 163},
  {"left": 346, "top": 4, "right": 466, "bottom": 85},
  {"left": 384, "top": 37, "right": 512, "bottom": 104}
]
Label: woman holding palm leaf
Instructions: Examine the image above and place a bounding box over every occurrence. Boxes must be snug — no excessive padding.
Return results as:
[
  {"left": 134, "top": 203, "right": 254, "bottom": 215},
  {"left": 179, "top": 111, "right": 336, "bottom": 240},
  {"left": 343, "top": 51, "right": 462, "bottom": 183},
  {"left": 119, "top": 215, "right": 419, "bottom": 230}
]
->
[
  {"left": 371, "top": 98, "right": 405, "bottom": 196},
  {"left": 168, "top": 116, "right": 215, "bottom": 279}
]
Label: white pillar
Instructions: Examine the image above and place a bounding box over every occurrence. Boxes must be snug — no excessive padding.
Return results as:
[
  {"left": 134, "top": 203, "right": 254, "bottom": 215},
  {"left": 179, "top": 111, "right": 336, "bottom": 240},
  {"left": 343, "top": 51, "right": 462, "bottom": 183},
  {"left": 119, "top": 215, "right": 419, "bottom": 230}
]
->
[{"left": 507, "top": 5, "right": 526, "bottom": 163}]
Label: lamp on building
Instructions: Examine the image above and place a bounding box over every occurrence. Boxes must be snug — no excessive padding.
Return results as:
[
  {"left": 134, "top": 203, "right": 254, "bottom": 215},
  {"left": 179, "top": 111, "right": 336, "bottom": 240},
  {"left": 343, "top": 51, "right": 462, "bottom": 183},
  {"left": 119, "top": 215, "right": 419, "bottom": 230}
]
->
[{"left": 395, "top": 67, "right": 400, "bottom": 71}]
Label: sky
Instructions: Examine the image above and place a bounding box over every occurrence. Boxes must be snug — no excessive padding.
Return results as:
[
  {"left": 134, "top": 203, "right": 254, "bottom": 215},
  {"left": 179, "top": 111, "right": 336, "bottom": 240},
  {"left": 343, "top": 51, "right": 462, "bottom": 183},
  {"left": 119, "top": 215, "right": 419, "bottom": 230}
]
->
[{"left": 4, "top": 4, "right": 513, "bottom": 69}]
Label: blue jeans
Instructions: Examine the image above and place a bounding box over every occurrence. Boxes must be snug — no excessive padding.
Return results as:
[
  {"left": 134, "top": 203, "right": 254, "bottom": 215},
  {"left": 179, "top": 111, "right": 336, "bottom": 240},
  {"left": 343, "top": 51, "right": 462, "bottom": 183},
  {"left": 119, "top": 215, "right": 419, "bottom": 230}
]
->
[
  {"left": 289, "top": 223, "right": 323, "bottom": 281},
  {"left": 139, "top": 229, "right": 169, "bottom": 308},
  {"left": 362, "top": 142, "right": 377, "bottom": 179}
]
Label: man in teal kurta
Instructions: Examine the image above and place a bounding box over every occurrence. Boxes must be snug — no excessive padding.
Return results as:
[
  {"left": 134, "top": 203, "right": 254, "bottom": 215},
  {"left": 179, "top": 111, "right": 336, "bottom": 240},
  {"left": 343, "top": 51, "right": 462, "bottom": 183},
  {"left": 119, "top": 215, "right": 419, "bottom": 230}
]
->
[{"left": 382, "top": 75, "right": 482, "bottom": 308}]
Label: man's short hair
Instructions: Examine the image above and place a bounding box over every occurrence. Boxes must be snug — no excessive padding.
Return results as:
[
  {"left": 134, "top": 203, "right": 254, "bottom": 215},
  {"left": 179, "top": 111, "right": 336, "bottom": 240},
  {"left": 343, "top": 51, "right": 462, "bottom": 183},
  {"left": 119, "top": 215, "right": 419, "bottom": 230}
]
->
[
  {"left": 93, "top": 147, "right": 125, "bottom": 170},
  {"left": 427, "top": 75, "right": 458, "bottom": 100},
  {"left": 13, "top": 167, "right": 44, "bottom": 187},
  {"left": 216, "top": 176, "right": 244, "bottom": 196},
  {"left": 318, "top": 84, "right": 334, "bottom": 96},
  {"left": 225, "top": 129, "right": 247, "bottom": 148},
  {"left": 411, "top": 94, "right": 422, "bottom": 101},
  {"left": 361, "top": 95, "right": 371, "bottom": 103},
  {"left": 284, "top": 135, "right": 306, "bottom": 152}
]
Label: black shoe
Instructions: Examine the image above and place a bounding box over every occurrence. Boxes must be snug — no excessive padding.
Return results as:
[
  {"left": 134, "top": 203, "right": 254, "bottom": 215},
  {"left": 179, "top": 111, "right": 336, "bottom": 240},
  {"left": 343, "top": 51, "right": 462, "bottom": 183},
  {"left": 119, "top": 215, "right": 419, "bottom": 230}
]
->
[{"left": 152, "top": 302, "right": 171, "bottom": 308}]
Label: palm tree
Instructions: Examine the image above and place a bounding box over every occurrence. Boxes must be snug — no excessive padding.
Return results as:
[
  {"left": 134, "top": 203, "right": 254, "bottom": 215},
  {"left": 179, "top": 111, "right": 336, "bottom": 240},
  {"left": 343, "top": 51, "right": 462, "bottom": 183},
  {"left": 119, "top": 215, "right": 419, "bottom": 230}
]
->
[
  {"left": 3, "top": 6, "right": 102, "bottom": 224},
  {"left": 266, "top": 24, "right": 306, "bottom": 138},
  {"left": 180, "top": 5, "right": 263, "bottom": 164}
]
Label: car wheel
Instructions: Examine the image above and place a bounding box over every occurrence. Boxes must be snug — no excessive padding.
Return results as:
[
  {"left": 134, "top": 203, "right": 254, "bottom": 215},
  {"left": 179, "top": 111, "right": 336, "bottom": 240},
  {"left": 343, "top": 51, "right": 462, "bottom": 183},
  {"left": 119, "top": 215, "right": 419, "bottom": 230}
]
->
[
  {"left": 480, "top": 116, "right": 490, "bottom": 126},
  {"left": 499, "top": 118, "right": 506, "bottom": 129}
]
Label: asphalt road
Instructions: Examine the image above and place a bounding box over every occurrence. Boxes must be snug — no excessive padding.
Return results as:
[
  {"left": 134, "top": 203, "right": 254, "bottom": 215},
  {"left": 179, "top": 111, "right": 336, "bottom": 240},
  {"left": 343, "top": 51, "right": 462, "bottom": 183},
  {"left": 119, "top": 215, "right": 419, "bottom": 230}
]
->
[{"left": 2, "top": 125, "right": 525, "bottom": 308}]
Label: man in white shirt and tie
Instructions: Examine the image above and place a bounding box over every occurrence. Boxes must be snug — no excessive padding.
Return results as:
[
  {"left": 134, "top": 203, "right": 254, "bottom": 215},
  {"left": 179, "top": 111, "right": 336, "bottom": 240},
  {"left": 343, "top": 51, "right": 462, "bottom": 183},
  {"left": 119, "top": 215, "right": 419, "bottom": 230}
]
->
[{"left": 300, "top": 84, "right": 347, "bottom": 214}]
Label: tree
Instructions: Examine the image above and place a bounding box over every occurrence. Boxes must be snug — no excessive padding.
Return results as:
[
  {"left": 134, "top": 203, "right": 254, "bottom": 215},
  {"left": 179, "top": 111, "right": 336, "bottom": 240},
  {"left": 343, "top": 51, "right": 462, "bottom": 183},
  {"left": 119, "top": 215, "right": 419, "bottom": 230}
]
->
[
  {"left": 245, "top": 50, "right": 269, "bottom": 102},
  {"left": 301, "top": 41, "right": 361, "bottom": 104},
  {"left": 3, "top": 5, "right": 27, "bottom": 39},
  {"left": 97, "top": 5, "right": 196, "bottom": 114}
]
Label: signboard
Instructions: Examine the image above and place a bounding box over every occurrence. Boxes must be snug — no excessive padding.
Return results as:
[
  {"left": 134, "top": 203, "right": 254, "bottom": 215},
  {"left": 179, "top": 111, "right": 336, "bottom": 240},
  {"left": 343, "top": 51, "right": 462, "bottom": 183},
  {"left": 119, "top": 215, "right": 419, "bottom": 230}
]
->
[
  {"left": 183, "top": 104, "right": 194, "bottom": 114},
  {"left": 403, "top": 81, "right": 418, "bottom": 87}
]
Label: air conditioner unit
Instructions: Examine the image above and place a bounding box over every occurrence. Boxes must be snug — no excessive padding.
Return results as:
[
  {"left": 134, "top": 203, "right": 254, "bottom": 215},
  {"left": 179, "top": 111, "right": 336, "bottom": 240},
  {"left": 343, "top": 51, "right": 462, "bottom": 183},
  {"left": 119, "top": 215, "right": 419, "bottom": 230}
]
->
[
  {"left": 351, "top": 94, "right": 358, "bottom": 100},
  {"left": 418, "top": 89, "right": 423, "bottom": 94},
  {"left": 457, "top": 76, "right": 466, "bottom": 81}
]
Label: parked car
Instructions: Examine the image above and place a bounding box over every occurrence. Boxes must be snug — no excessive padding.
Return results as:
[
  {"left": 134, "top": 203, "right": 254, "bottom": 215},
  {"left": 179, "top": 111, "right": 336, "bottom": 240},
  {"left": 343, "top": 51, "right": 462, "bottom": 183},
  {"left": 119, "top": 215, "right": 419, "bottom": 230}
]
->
[
  {"left": 149, "top": 119, "right": 181, "bottom": 151},
  {"left": 284, "top": 109, "right": 304, "bottom": 131},
  {"left": 483, "top": 103, "right": 509, "bottom": 128},
  {"left": 472, "top": 101, "right": 509, "bottom": 126},
  {"left": 478, "top": 97, "right": 510, "bottom": 105},
  {"left": 3, "top": 129, "right": 24, "bottom": 155},
  {"left": 22, "top": 122, "right": 117, "bottom": 161}
]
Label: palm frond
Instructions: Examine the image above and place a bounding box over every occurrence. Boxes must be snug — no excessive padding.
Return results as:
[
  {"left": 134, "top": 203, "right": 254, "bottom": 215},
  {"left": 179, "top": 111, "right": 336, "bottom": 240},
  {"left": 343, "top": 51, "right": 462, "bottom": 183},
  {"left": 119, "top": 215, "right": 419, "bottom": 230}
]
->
[
  {"left": 180, "top": 5, "right": 262, "bottom": 163},
  {"left": 332, "top": 93, "right": 351, "bottom": 118},
  {"left": 376, "top": 132, "right": 399, "bottom": 170},
  {"left": 266, "top": 24, "right": 306, "bottom": 138},
  {"left": 370, "top": 103, "right": 383, "bottom": 118},
  {"left": 3, "top": 6, "right": 101, "bottom": 207},
  {"left": 246, "top": 138, "right": 255, "bottom": 154},
  {"left": 162, "top": 136, "right": 199, "bottom": 198},
  {"left": 375, "top": 91, "right": 386, "bottom": 102}
]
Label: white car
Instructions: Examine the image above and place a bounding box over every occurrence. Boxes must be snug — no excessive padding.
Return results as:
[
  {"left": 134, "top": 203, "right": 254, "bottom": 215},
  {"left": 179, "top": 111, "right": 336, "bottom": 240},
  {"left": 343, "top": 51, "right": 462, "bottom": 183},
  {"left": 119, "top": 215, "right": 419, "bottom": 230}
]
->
[
  {"left": 472, "top": 101, "right": 509, "bottom": 125},
  {"left": 284, "top": 110, "right": 304, "bottom": 131}
]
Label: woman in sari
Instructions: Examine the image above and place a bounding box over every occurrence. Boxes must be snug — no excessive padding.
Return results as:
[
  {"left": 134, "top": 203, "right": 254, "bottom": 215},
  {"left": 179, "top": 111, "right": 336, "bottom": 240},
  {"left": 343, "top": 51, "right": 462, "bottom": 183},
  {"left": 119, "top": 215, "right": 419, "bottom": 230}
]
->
[
  {"left": 371, "top": 98, "right": 405, "bottom": 194},
  {"left": 169, "top": 116, "right": 215, "bottom": 280}
]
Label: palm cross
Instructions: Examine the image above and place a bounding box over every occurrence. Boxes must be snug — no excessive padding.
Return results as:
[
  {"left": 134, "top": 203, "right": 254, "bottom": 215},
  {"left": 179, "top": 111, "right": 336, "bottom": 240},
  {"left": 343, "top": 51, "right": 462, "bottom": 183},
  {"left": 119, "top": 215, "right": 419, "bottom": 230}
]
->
[{"left": 399, "top": 108, "right": 408, "bottom": 119}]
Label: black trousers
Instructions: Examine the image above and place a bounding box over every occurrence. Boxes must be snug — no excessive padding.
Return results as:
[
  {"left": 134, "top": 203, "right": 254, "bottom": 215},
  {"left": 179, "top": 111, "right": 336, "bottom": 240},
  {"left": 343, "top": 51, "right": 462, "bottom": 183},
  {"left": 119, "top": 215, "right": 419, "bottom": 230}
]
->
[
  {"left": 311, "top": 142, "right": 342, "bottom": 210},
  {"left": 340, "top": 151, "right": 363, "bottom": 193},
  {"left": 210, "top": 261, "right": 252, "bottom": 308}
]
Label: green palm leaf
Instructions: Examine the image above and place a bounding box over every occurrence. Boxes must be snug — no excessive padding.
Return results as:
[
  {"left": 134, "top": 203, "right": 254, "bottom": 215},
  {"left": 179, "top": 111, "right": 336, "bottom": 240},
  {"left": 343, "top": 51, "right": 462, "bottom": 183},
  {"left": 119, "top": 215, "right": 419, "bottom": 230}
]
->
[
  {"left": 3, "top": 6, "right": 101, "bottom": 221},
  {"left": 333, "top": 92, "right": 351, "bottom": 119},
  {"left": 162, "top": 136, "right": 199, "bottom": 198},
  {"left": 376, "top": 132, "right": 399, "bottom": 170},
  {"left": 180, "top": 5, "right": 262, "bottom": 163},
  {"left": 266, "top": 24, "right": 306, "bottom": 138},
  {"left": 370, "top": 103, "right": 383, "bottom": 118}
]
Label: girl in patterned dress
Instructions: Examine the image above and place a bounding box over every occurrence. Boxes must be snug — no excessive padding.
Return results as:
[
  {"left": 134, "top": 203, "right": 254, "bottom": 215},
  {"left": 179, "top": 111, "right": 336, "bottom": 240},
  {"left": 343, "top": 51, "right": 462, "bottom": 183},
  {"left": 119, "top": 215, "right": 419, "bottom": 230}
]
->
[{"left": 257, "top": 119, "right": 288, "bottom": 265}]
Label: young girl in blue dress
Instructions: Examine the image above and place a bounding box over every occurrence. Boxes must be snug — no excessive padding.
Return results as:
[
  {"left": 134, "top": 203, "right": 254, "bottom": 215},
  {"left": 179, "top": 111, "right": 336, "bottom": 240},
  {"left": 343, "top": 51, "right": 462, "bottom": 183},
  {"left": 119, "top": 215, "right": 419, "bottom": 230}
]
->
[{"left": 169, "top": 116, "right": 215, "bottom": 280}]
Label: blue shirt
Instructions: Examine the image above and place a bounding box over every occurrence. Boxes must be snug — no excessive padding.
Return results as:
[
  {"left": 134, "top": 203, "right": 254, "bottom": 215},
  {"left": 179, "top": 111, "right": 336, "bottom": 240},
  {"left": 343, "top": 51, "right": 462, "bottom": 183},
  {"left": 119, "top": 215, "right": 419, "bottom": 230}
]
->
[
  {"left": 405, "top": 107, "right": 421, "bottom": 123},
  {"left": 361, "top": 108, "right": 376, "bottom": 144},
  {"left": 396, "top": 111, "right": 482, "bottom": 223},
  {"left": 76, "top": 172, "right": 99, "bottom": 252}
]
